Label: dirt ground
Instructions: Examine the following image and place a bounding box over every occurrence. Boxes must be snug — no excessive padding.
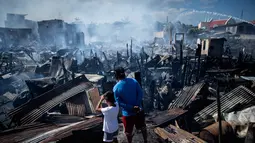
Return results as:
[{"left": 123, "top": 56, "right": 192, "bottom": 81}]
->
[{"left": 117, "top": 124, "right": 164, "bottom": 143}]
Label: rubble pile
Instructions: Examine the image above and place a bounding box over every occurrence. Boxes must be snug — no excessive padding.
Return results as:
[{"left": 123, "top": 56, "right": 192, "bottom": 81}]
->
[{"left": 0, "top": 13, "right": 255, "bottom": 143}]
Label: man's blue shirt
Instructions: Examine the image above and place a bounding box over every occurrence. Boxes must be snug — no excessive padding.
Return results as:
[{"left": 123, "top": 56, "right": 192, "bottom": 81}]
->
[{"left": 113, "top": 78, "right": 143, "bottom": 116}]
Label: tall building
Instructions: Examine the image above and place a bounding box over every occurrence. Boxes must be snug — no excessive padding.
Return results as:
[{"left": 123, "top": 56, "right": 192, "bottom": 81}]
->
[
  {"left": 4, "top": 13, "right": 39, "bottom": 41},
  {"left": 37, "top": 19, "right": 66, "bottom": 47}
]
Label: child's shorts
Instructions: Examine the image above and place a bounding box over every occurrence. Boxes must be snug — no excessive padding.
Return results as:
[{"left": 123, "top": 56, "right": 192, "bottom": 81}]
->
[{"left": 103, "top": 130, "right": 119, "bottom": 142}]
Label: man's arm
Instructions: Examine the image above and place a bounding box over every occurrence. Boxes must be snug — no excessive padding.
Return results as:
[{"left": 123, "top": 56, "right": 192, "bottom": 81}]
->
[
  {"left": 114, "top": 88, "right": 134, "bottom": 112},
  {"left": 135, "top": 80, "right": 143, "bottom": 106}
]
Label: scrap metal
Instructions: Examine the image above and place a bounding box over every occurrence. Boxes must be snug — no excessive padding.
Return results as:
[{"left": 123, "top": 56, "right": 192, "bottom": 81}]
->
[
  {"left": 0, "top": 118, "right": 102, "bottom": 143},
  {"left": 149, "top": 108, "right": 188, "bottom": 127},
  {"left": 8, "top": 75, "right": 90, "bottom": 125},
  {"left": 168, "top": 82, "right": 205, "bottom": 109},
  {"left": 19, "top": 82, "right": 93, "bottom": 125},
  {"left": 194, "top": 86, "right": 255, "bottom": 124},
  {"left": 199, "top": 121, "right": 235, "bottom": 143},
  {"left": 0, "top": 123, "right": 60, "bottom": 143},
  {"left": 24, "top": 117, "right": 102, "bottom": 143}
]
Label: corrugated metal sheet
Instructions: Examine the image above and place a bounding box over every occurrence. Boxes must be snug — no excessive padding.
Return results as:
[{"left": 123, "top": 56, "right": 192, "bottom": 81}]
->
[
  {"left": 66, "top": 92, "right": 87, "bottom": 117},
  {"left": 25, "top": 117, "right": 102, "bottom": 143},
  {"left": 66, "top": 102, "right": 86, "bottom": 117},
  {"left": 169, "top": 82, "right": 205, "bottom": 109},
  {"left": 20, "top": 82, "right": 92, "bottom": 125},
  {"left": 0, "top": 123, "right": 59, "bottom": 143},
  {"left": 154, "top": 125, "right": 206, "bottom": 143},
  {"left": 150, "top": 108, "right": 188, "bottom": 126},
  {"left": 0, "top": 118, "right": 102, "bottom": 143},
  {"left": 8, "top": 75, "right": 89, "bottom": 124},
  {"left": 194, "top": 86, "right": 255, "bottom": 124},
  {"left": 2, "top": 92, "right": 17, "bottom": 101}
]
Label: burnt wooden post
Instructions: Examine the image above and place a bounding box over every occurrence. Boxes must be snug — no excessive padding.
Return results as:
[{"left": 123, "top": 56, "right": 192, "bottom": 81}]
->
[
  {"left": 130, "top": 38, "right": 133, "bottom": 60},
  {"left": 126, "top": 43, "right": 129, "bottom": 57},
  {"left": 216, "top": 79, "right": 222, "bottom": 143},
  {"left": 9, "top": 53, "right": 13, "bottom": 73},
  {"left": 180, "top": 40, "right": 183, "bottom": 66},
  {"left": 116, "top": 51, "right": 120, "bottom": 64},
  {"left": 181, "top": 57, "right": 187, "bottom": 87},
  {"left": 196, "top": 44, "right": 202, "bottom": 83},
  {"left": 134, "top": 72, "right": 142, "bottom": 87},
  {"left": 134, "top": 71, "right": 145, "bottom": 109},
  {"left": 90, "top": 49, "right": 93, "bottom": 58},
  {"left": 61, "top": 57, "right": 68, "bottom": 83},
  {"left": 149, "top": 80, "right": 155, "bottom": 110}
]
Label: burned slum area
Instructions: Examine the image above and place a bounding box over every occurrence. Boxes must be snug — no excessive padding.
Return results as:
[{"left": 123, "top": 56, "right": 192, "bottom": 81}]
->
[{"left": 0, "top": 13, "right": 255, "bottom": 143}]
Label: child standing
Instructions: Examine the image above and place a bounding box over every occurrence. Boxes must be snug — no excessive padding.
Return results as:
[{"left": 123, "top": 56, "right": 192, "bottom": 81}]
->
[{"left": 96, "top": 91, "right": 119, "bottom": 143}]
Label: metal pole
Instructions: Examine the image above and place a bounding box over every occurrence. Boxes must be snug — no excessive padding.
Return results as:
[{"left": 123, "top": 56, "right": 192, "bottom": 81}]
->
[{"left": 217, "top": 80, "right": 222, "bottom": 143}]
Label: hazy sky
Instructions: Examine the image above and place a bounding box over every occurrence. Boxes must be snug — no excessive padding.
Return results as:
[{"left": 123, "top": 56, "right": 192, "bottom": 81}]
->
[{"left": 0, "top": 0, "right": 254, "bottom": 26}]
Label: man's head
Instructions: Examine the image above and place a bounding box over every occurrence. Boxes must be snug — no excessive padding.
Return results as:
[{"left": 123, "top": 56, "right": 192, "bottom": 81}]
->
[
  {"left": 114, "top": 67, "right": 126, "bottom": 80},
  {"left": 103, "top": 91, "right": 115, "bottom": 105}
]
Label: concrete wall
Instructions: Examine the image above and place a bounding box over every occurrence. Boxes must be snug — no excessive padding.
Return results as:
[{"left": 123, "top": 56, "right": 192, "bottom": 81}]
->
[
  {"left": 37, "top": 20, "right": 66, "bottom": 47},
  {"left": 0, "top": 27, "right": 32, "bottom": 49},
  {"left": 201, "top": 39, "right": 224, "bottom": 58}
]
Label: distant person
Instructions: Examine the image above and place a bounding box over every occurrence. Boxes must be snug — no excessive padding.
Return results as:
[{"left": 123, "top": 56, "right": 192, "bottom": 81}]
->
[
  {"left": 113, "top": 67, "right": 147, "bottom": 143},
  {"left": 96, "top": 91, "right": 119, "bottom": 143}
]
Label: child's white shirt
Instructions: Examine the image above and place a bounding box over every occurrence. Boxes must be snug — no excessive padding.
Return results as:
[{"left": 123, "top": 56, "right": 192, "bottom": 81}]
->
[{"left": 101, "top": 103, "right": 119, "bottom": 133}]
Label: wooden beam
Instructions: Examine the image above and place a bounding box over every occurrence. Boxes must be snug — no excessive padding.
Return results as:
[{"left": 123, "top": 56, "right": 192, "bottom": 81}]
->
[{"left": 154, "top": 125, "right": 206, "bottom": 143}]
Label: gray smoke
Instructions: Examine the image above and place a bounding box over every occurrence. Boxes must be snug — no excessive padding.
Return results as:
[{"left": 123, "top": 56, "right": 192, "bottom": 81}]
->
[{"left": 0, "top": 0, "right": 194, "bottom": 43}]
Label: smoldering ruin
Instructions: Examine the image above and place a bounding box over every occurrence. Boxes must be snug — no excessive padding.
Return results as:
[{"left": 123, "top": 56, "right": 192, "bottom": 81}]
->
[{"left": 0, "top": 1, "right": 255, "bottom": 143}]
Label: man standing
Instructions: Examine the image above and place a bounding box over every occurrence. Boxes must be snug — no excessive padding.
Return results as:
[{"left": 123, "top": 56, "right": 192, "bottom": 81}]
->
[{"left": 113, "top": 67, "right": 147, "bottom": 143}]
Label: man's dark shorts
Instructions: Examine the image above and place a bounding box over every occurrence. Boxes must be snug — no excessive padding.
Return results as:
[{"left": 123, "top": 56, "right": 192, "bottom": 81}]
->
[{"left": 122, "top": 111, "right": 146, "bottom": 135}]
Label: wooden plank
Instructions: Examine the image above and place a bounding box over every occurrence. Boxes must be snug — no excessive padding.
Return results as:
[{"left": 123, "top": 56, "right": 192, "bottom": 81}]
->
[
  {"left": 154, "top": 127, "right": 170, "bottom": 141},
  {"left": 154, "top": 125, "right": 206, "bottom": 143}
]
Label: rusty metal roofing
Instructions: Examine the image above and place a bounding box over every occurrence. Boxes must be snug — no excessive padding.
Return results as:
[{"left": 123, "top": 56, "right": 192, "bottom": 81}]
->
[
  {"left": 150, "top": 108, "right": 188, "bottom": 127},
  {"left": 168, "top": 82, "right": 205, "bottom": 109},
  {"left": 154, "top": 125, "right": 206, "bottom": 143},
  {"left": 194, "top": 86, "right": 255, "bottom": 124},
  {"left": 8, "top": 75, "right": 90, "bottom": 125}
]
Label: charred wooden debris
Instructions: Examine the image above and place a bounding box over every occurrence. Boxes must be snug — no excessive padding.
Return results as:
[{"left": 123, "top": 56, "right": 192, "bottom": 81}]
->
[{"left": 0, "top": 20, "right": 255, "bottom": 143}]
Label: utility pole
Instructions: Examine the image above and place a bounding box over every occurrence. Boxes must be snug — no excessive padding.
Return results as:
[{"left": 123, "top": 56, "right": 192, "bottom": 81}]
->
[{"left": 130, "top": 38, "right": 133, "bottom": 60}]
